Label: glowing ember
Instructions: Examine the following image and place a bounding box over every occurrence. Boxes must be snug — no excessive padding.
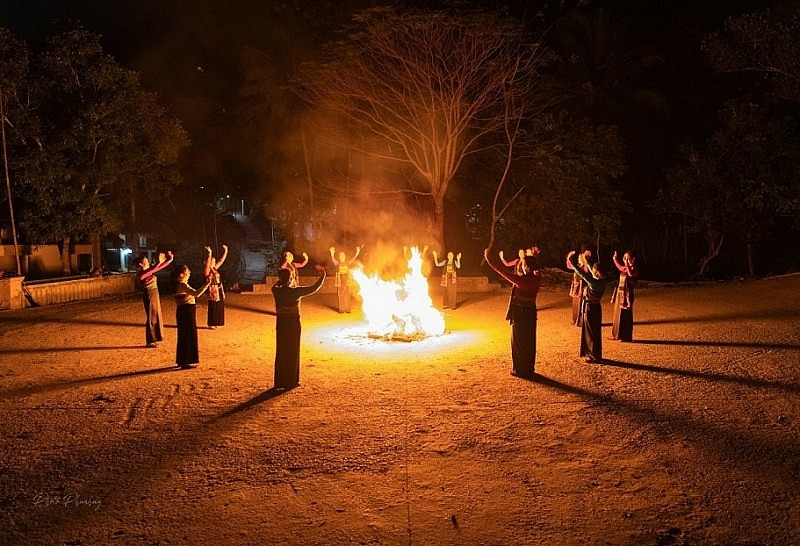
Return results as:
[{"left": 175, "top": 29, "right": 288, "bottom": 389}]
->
[{"left": 351, "top": 246, "right": 445, "bottom": 340}]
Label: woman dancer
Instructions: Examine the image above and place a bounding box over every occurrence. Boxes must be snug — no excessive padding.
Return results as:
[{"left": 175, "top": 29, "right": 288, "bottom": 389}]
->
[
  {"left": 174, "top": 265, "right": 210, "bottom": 369},
  {"left": 611, "top": 250, "right": 638, "bottom": 342},
  {"left": 567, "top": 250, "right": 610, "bottom": 363},
  {"left": 433, "top": 250, "right": 462, "bottom": 309},
  {"left": 203, "top": 244, "right": 229, "bottom": 329}
]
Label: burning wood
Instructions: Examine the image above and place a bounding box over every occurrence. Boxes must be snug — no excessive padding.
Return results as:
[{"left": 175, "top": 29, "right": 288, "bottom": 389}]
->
[{"left": 351, "top": 246, "right": 445, "bottom": 339}]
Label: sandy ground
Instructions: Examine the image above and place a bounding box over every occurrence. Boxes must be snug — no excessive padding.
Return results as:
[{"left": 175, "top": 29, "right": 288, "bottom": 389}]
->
[{"left": 0, "top": 273, "right": 799, "bottom": 545}]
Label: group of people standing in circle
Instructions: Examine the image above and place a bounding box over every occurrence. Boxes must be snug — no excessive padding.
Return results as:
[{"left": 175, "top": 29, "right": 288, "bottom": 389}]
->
[
  {"left": 133, "top": 240, "right": 637, "bottom": 388},
  {"left": 485, "top": 244, "right": 638, "bottom": 380},
  {"left": 135, "top": 244, "right": 228, "bottom": 370}
]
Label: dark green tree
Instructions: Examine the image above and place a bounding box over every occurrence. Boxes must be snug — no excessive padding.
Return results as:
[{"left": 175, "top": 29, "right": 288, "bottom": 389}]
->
[
  {"left": 655, "top": 100, "right": 799, "bottom": 277},
  {"left": 0, "top": 27, "right": 31, "bottom": 274},
  {"left": 14, "top": 24, "right": 188, "bottom": 275},
  {"left": 702, "top": 6, "right": 800, "bottom": 104},
  {"left": 494, "top": 114, "right": 628, "bottom": 263}
]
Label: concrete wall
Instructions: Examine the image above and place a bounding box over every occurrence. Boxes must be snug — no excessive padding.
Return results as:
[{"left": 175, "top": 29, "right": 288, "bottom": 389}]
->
[{"left": 19, "top": 274, "right": 136, "bottom": 308}]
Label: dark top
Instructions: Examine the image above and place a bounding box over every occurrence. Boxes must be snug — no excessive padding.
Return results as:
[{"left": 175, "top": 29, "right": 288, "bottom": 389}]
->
[
  {"left": 568, "top": 255, "right": 610, "bottom": 303},
  {"left": 272, "top": 272, "right": 326, "bottom": 316},
  {"left": 486, "top": 256, "right": 541, "bottom": 307}
]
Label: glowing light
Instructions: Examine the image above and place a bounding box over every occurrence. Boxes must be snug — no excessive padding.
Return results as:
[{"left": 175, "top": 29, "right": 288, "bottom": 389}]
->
[{"left": 350, "top": 246, "right": 445, "bottom": 340}]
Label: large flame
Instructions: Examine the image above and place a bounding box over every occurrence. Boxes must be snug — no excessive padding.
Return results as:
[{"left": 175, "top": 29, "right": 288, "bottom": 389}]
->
[{"left": 351, "top": 246, "right": 445, "bottom": 340}]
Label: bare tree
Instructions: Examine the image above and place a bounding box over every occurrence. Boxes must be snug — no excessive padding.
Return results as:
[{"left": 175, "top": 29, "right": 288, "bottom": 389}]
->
[{"left": 294, "top": 6, "right": 545, "bottom": 246}]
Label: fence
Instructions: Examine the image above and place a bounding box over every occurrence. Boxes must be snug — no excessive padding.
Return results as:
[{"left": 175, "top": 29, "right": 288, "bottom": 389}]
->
[{"left": 0, "top": 274, "right": 137, "bottom": 309}]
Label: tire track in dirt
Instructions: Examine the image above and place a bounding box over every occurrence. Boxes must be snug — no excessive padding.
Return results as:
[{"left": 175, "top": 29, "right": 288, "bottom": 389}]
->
[{"left": 120, "top": 382, "right": 202, "bottom": 429}]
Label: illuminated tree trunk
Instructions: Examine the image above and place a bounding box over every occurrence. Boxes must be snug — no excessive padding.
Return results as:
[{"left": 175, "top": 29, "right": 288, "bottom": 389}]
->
[{"left": 60, "top": 235, "right": 71, "bottom": 276}]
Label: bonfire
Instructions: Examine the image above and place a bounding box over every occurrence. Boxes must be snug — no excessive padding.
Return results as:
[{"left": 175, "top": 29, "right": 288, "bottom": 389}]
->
[{"left": 350, "top": 246, "right": 445, "bottom": 341}]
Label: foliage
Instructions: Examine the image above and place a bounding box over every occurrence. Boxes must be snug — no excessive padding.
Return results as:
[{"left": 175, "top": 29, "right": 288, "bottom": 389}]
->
[
  {"left": 1, "top": 23, "right": 189, "bottom": 274},
  {"left": 654, "top": 100, "right": 800, "bottom": 277},
  {"left": 702, "top": 7, "right": 800, "bottom": 104},
  {"left": 653, "top": 5, "right": 800, "bottom": 278},
  {"left": 494, "top": 114, "right": 628, "bottom": 262}
]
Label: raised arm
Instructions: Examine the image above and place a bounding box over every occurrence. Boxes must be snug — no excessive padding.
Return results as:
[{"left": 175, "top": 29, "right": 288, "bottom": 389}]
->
[
  {"left": 565, "top": 251, "right": 576, "bottom": 271},
  {"left": 203, "top": 246, "right": 213, "bottom": 277},
  {"left": 216, "top": 244, "right": 229, "bottom": 268},
  {"left": 612, "top": 251, "right": 625, "bottom": 273},
  {"left": 138, "top": 251, "right": 174, "bottom": 281},
  {"left": 499, "top": 250, "right": 518, "bottom": 268},
  {"left": 329, "top": 247, "right": 340, "bottom": 267},
  {"left": 454, "top": 253, "right": 462, "bottom": 269},
  {"left": 484, "top": 248, "right": 518, "bottom": 286},
  {"left": 432, "top": 251, "right": 445, "bottom": 267},
  {"left": 348, "top": 244, "right": 363, "bottom": 265},
  {"left": 295, "top": 252, "right": 309, "bottom": 268}
]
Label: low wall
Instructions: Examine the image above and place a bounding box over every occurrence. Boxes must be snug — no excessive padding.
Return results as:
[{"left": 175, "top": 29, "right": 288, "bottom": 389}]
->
[
  {"left": 20, "top": 274, "right": 136, "bottom": 308},
  {"left": 253, "top": 275, "right": 494, "bottom": 294}
]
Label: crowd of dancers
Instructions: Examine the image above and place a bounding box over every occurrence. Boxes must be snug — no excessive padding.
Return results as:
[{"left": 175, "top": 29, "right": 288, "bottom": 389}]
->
[{"left": 134, "top": 242, "right": 638, "bottom": 386}]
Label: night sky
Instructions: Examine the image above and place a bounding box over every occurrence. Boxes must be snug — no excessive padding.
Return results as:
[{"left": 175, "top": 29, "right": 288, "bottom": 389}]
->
[{"left": 1, "top": 0, "right": 790, "bottom": 276}]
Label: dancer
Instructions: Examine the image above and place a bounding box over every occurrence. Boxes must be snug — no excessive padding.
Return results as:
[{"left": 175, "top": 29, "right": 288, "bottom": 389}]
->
[
  {"left": 567, "top": 248, "right": 592, "bottom": 327},
  {"left": 203, "top": 244, "right": 229, "bottom": 329},
  {"left": 174, "top": 265, "right": 211, "bottom": 369},
  {"left": 433, "top": 250, "right": 462, "bottom": 309},
  {"left": 611, "top": 250, "right": 638, "bottom": 342},
  {"left": 500, "top": 248, "right": 529, "bottom": 276},
  {"left": 329, "top": 244, "right": 362, "bottom": 313},
  {"left": 500, "top": 247, "right": 531, "bottom": 320},
  {"left": 271, "top": 264, "right": 327, "bottom": 389},
  {"left": 136, "top": 250, "right": 174, "bottom": 348},
  {"left": 278, "top": 250, "right": 309, "bottom": 288},
  {"left": 567, "top": 250, "right": 610, "bottom": 363},
  {"left": 485, "top": 248, "right": 542, "bottom": 378}
]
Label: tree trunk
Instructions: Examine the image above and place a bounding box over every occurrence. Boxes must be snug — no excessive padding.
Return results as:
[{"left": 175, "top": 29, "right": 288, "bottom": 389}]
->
[
  {"left": 432, "top": 196, "right": 445, "bottom": 249},
  {"left": 746, "top": 236, "right": 755, "bottom": 277},
  {"left": 91, "top": 232, "right": 101, "bottom": 273},
  {"left": 300, "top": 121, "right": 315, "bottom": 235},
  {"left": 60, "top": 235, "right": 72, "bottom": 276},
  {"left": 697, "top": 233, "right": 724, "bottom": 278}
]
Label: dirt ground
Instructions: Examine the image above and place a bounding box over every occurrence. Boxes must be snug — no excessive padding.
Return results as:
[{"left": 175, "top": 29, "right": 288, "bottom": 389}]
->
[{"left": 0, "top": 272, "right": 799, "bottom": 545}]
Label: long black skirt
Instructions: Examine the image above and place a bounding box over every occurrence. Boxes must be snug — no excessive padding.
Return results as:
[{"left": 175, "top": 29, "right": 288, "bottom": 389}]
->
[
  {"left": 176, "top": 304, "right": 199, "bottom": 367},
  {"left": 336, "top": 274, "right": 351, "bottom": 313},
  {"left": 275, "top": 315, "right": 301, "bottom": 388},
  {"left": 442, "top": 275, "right": 458, "bottom": 309},
  {"left": 143, "top": 289, "right": 165, "bottom": 344},
  {"left": 611, "top": 299, "right": 633, "bottom": 342},
  {"left": 580, "top": 302, "right": 603, "bottom": 361},
  {"left": 207, "top": 296, "right": 225, "bottom": 327},
  {"left": 509, "top": 305, "right": 537, "bottom": 376},
  {"left": 571, "top": 296, "right": 583, "bottom": 327}
]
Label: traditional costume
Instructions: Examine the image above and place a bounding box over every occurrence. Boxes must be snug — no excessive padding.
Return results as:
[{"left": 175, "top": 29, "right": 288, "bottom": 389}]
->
[
  {"left": 271, "top": 269, "right": 326, "bottom": 389},
  {"left": 486, "top": 252, "right": 542, "bottom": 378}
]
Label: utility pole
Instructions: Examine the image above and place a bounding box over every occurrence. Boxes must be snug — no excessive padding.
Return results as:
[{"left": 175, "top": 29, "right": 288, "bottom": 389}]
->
[{"left": 0, "top": 87, "right": 22, "bottom": 276}]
